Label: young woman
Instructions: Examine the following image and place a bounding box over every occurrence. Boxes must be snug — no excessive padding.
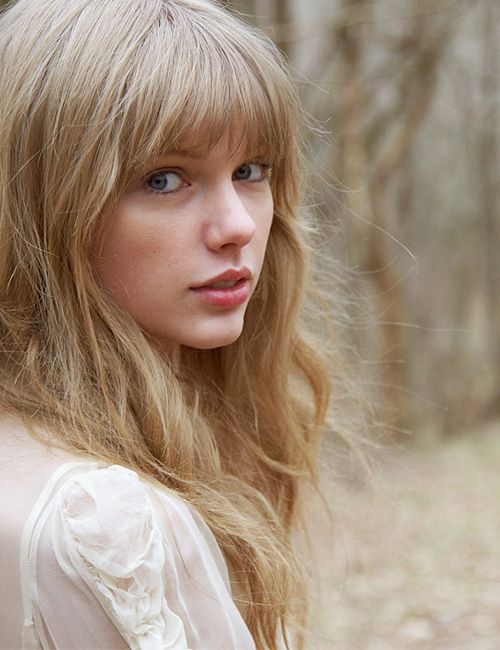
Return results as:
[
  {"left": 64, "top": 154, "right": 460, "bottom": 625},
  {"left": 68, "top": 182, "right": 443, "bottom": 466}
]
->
[{"left": 0, "top": 0, "right": 331, "bottom": 648}]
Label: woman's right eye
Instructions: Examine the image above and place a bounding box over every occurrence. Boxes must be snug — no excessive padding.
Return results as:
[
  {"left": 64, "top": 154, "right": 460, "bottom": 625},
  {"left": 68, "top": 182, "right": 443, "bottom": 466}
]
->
[{"left": 146, "top": 170, "right": 185, "bottom": 194}]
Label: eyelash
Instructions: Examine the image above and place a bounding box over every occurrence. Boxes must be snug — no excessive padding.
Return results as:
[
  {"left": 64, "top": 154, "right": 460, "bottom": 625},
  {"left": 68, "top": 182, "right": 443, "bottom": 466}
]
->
[{"left": 144, "top": 161, "right": 272, "bottom": 195}]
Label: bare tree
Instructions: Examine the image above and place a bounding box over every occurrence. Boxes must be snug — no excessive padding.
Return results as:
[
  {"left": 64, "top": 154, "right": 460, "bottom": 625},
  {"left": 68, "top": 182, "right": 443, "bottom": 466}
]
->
[
  {"left": 477, "top": 0, "right": 500, "bottom": 411},
  {"left": 318, "top": 1, "right": 458, "bottom": 429}
]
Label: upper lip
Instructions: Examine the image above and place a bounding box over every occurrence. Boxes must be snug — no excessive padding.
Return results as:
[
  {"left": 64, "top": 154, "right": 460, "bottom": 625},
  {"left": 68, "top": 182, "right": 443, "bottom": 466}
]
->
[{"left": 191, "top": 267, "right": 252, "bottom": 289}]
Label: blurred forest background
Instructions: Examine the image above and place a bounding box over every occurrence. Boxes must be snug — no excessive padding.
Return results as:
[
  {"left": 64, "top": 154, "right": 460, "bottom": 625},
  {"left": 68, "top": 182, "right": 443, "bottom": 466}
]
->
[
  {"left": 227, "top": 1, "right": 500, "bottom": 647},
  {"left": 229, "top": 0, "right": 499, "bottom": 441}
]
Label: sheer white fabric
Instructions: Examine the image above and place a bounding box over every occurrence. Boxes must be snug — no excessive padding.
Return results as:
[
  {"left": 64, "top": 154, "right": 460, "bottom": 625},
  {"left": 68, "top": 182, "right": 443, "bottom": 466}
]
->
[{"left": 0, "top": 417, "right": 256, "bottom": 650}]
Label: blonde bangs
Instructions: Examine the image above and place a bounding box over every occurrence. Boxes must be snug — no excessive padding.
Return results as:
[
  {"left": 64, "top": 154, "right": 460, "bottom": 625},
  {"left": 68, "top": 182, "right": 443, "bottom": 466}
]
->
[{"left": 117, "top": 1, "right": 296, "bottom": 177}]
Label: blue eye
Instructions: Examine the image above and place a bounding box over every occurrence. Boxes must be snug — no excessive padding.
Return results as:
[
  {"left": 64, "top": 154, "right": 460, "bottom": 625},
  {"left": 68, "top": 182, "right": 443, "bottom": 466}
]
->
[
  {"left": 147, "top": 170, "right": 184, "bottom": 194},
  {"left": 233, "top": 162, "right": 269, "bottom": 182}
]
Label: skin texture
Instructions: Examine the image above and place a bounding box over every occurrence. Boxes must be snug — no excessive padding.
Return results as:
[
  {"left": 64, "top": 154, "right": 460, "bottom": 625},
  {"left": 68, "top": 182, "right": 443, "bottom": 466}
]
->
[{"left": 94, "top": 134, "right": 274, "bottom": 350}]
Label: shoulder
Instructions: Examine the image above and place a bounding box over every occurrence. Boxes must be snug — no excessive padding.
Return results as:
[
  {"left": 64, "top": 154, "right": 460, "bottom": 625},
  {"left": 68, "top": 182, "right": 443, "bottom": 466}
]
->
[
  {"left": 24, "top": 463, "right": 190, "bottom": 650},
  {"left": 56, "top": 464, "right": 164, "bottom": 571},
  {"left": 55, "top": 464, "right": 213, "bottom": 574},
  {"left": 19, "top": 461, "right": 255, "bottom": 650},
  {"left": 57, "top": 464, "right": 159, "bottom": 545}
]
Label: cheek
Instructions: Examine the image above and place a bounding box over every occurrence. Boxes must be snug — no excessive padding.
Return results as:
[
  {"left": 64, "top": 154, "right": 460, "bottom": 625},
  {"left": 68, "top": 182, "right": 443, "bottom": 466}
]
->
[
  {"left": 247, "top": 185, "right": 273, "bottom": 230},
  {"left": 247, "top": 197, "right": 273, "bottom": 289},
  {"left": 257, "top": 194, "right": 274, "bottom": 251},
  {"left": 94, "top": 217, "right": 174, "bottom": 308}
]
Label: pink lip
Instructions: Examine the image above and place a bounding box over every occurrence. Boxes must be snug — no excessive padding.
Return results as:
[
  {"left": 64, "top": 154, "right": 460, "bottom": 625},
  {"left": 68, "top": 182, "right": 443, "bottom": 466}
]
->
[{"left": 190, "top": 267, "right": 252, "bottom": 307}]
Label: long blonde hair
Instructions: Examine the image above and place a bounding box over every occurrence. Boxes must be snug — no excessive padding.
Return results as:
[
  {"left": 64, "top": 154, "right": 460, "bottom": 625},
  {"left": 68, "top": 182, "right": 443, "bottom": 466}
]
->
[{"left": 0, "top": 0, "right": 330, "bottom": 647}]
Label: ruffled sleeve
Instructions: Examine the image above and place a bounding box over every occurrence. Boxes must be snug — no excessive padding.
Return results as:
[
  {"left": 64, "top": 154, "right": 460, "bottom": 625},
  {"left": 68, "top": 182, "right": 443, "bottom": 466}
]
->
[
  {"left": 21, "top": 463, "right": 189, "bottom": 650},
  {"left": 21, "top": 462, "right": 256, "bottom": 650},
  {"left": 55, "top": 465, "right": 188, "bottom": 650}
]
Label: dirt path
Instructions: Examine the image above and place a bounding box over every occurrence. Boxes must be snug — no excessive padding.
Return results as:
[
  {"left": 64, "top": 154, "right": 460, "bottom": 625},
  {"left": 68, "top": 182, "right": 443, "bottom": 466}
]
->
[{"left": 306, "top": 421, "right": 500, "bottom": 650}]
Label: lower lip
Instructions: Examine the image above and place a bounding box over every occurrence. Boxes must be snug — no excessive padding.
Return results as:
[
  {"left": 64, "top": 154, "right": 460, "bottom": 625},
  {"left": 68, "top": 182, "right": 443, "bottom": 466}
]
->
[{"left": 190, "top": 278, "right": 250, "bottom": 307}]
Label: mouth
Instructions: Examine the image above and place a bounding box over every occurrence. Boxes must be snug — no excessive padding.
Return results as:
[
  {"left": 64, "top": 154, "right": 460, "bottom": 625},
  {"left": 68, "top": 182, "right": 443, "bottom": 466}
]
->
[
  {"left": 190, "top": 268, "right": 252, "bottom": 307},
  {"left": 205, "top": 278, "right": 242, "bottom": 289},
  {"left": 191, "top": 267, "right": 252, "bottom": 290}
]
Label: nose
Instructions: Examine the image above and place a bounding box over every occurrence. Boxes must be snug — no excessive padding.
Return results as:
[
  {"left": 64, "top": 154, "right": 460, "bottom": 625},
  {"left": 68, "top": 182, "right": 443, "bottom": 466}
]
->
[{"left": 204, "top": 183, "right": 256, "bottom": 252}]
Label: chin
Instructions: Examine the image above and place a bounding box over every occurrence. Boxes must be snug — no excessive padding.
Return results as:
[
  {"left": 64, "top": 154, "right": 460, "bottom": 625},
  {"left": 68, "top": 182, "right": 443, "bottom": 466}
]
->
[
  {"left": 186, "top": 330, "right": 243, "bottom": 350},
  {"left": 182, "top": 318, "right": 245, "bottom": 350}
]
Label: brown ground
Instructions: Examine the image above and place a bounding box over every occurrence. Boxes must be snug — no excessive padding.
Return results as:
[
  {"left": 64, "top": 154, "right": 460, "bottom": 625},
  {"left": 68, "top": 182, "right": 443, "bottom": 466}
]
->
[{"left": 306, "top": 421, "right": 500, "bottom": 650}]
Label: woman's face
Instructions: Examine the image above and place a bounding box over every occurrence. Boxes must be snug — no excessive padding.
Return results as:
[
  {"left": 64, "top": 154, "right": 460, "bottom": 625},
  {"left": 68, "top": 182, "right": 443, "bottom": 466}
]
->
[{"left": 93, "top": 132, "right": 274, "bottom": 350}]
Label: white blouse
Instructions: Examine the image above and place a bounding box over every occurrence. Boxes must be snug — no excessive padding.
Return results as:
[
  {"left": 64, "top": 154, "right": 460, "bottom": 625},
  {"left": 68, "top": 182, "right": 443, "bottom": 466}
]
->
[{"left": 0, "top": 418, "right": 256, "bottom": 650}]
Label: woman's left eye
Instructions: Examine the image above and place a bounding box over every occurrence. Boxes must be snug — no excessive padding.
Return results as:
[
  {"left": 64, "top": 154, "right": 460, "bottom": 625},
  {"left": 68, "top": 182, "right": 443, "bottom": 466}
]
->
[{"left": 233, "top": 162, "right": 270, "bottom": 182}]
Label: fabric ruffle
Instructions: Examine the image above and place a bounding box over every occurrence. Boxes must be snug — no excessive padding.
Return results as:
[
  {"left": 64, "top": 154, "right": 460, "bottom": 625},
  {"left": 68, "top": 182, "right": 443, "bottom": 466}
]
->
[{"left": 56, "top": 465, "right": 188, "bottom": 650}]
